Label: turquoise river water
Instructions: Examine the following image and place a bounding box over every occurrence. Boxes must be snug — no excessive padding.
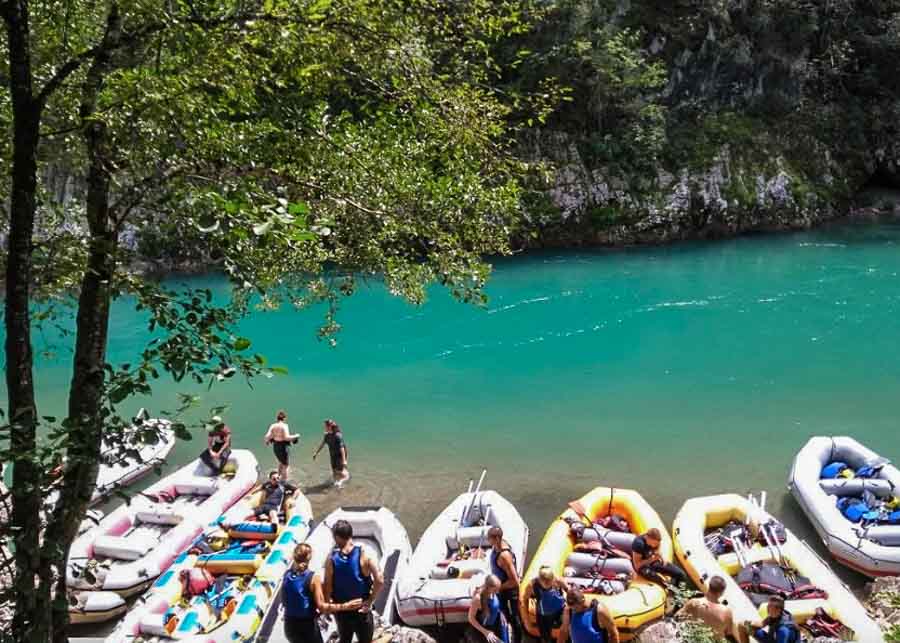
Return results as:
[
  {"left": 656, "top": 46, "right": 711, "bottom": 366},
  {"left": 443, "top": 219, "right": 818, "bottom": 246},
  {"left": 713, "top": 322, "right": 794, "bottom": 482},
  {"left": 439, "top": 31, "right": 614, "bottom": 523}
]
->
[{"left": 10, "top": 219, "right": 900, "bottom": 617}]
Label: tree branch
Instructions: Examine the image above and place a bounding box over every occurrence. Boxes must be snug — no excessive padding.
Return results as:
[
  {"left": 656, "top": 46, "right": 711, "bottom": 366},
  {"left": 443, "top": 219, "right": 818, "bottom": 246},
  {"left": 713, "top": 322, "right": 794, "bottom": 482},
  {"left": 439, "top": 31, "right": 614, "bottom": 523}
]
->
[{"left": 35, "top": 47, "right": 100, "bottom": 108}]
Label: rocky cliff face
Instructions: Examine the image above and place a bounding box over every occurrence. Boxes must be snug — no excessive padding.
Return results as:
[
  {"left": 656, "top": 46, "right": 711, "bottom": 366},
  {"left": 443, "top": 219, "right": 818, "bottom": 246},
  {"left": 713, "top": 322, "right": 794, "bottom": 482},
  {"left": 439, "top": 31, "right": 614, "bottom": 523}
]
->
[{"left": 517, "top": 0, "right": 900, "bottom": 247}]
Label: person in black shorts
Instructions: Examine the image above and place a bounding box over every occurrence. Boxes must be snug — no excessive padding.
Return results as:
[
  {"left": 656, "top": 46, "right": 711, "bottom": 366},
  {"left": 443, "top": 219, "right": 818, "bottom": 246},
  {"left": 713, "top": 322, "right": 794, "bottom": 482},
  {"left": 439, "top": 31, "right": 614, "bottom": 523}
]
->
[
  {"left": 313, "top": 419, "right": 350, "bottom": 487},
  {"left": 264, "top": 410, "right": 301, "bottom": 480},
  {"left": 244, "top": 470, "right": 286, "bottom": 525}
]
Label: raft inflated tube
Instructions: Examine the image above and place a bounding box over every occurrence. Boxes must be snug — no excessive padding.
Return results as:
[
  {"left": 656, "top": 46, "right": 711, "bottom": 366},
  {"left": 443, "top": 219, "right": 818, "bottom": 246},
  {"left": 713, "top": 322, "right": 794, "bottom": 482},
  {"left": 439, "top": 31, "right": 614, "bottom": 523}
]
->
[
  {"left": 197, "top": 551, "right": 262, "bottom": 574},
  {"left": 228, "top": 521, "right": 278, "bottom": 541},
  {"left": 566, "top": 553, "right": 634, "bottom": 577},
  {"left": 819, "top": 478, "right": 894, "bottom": 498},
  {"left": 565, "top": 576, "right": 628, "bottom": 593},
  {"left": 455, "top": 526, "right": 492, "bottom": 548},
  {"left": 581, "top": 527, "right": 636, "bottom": 552},
  {"left": 430, "top": 559, "right": 487, "bottom": 580},
  {"left": 862, "top": 525, "right": 900, "bottom": 546}
]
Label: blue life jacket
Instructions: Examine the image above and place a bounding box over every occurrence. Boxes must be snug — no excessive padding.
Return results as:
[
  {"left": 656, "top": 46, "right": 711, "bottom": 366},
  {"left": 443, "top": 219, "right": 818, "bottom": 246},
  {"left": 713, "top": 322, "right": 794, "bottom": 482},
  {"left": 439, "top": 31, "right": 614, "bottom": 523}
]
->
[
  {"left": 889, "top": 511, "right": 900, "bottom": 525},
  {"left": 569, "top": 602, "right": 608, "bottom": 643},
  {"left": 837, "top": 497, "right": 868, "bottom": 523},
  {"left": 533, "top": 580, "right": 565, "bottom": 617},
  {"left": 491, "top": 547, "right": 517, "bottom": 585},
  {"left": 331, "top": 545, "right": 372, "bottom": 602},
  {"left": 282, "top": 569, "right": 315, "bottom": 619},
  {"left": 479, "top": 593, "right": 509, "bottom": 643},
  {"left": 821, "top": 462, "right": 848, "bottom": 479}
]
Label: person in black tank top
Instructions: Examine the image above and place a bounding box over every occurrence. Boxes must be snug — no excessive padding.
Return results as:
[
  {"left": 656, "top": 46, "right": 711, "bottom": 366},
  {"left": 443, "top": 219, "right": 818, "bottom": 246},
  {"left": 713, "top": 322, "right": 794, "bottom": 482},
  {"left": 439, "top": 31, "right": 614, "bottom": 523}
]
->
[
  {"left": 488, "top": 526, "right": 522, "bottom": 643},
  {"left": 282, "top": 543, "right": 365, "bottom": 643},
  {"left": 631, "top": 528, "right": 686, "bottom": 588}
]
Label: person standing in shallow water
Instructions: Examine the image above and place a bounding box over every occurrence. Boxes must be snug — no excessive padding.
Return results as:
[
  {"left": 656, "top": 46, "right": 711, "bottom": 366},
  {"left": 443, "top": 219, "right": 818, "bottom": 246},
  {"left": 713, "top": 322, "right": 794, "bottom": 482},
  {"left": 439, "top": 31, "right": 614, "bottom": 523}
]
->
[
  {"left": 313, "top": 419, "right": 350, "bottom": 487},
  {"left": 264, "top": 410, "right": 301, "bottom": 481}
]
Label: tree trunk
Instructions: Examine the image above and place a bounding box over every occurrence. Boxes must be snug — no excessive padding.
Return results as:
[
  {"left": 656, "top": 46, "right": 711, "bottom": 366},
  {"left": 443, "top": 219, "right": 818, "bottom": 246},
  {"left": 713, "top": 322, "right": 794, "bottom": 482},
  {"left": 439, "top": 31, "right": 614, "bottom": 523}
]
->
[
  {"left": 41, "top": 7, "right": 123, "bottom": 641},
  {"left": 3, "top": 0, "right": 52, "bottom": 639}
]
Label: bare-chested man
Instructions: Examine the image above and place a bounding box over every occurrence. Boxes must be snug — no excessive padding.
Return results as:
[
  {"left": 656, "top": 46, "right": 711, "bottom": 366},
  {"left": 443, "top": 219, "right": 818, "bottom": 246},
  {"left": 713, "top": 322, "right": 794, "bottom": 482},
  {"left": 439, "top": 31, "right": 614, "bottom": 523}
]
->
[
  {"left": 677, "top": 575, "right": 746, "bottom": 642},
  {"left": 264, "top": 410, "right": 301, "bottom": 480}
]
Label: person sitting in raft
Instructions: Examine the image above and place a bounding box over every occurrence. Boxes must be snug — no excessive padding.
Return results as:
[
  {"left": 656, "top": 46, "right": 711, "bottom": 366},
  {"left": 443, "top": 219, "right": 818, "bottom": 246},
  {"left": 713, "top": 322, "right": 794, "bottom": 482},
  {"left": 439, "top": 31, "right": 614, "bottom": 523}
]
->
[
  {"left": 557, "top": 587, "right": 620, "bottom": 643},
  {"left": 264, "top": 409, "right": 300, "bottom": 481},
  {"left": 631, "top": 528, "right": 686, "bottom": 588},
  {"left": 200, "top": 415, "right": 232, "bottom": 475},
  {"left": 488, "top": 526, "right": 522, "bottom": 643},
  {"left": 749, "top": 596, "right": 800, "bottom": 643},
  {"left": 324, "top": 519, "right": 384, "bottom": 643},
  {"left": 468, "top": 574, "right": 510, "bottom": 643},
  {"left": 522, "top": 566, "right": 568, "bottom": 643},
  {"left": 677, "top": 575, "right": 746, "bottom": 643},
  {"left": 313, "top": 419, "right": 350, "bottom": 487},
  {"left": 282, "top": 543, "right": 364, "bottom": 643},
  {"left": 239, "top": 470, "right": 285, "bottom": 525}
]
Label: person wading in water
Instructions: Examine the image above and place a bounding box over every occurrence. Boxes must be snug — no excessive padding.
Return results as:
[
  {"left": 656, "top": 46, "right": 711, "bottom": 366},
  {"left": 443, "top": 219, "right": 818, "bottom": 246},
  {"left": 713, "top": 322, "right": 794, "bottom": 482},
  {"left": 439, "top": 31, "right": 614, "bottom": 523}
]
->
[
  {"left": 264, "top": 410, "right": 301, "bottom": 481},
  {"left": 313, "top": 419, "right": 350, "bottom": 487},
  {"left": 488, "top": 526, "right": 522, "bottom": 643},
  {"left": 324, "top": 519, "right": 384, "bottom": 643},
  {"left": 281, "top": 543, "right": 363, "bottom": 643},
  {"left": 557, "top": 587, "right": 620, "bottom": 643}
]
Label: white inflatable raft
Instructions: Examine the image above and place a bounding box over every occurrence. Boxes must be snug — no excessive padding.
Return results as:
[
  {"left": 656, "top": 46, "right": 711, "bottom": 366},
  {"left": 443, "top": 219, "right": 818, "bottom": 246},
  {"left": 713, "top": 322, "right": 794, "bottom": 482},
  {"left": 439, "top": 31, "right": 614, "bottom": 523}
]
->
[
  {"left": 69, "top": 590, "right": 128, "bottom": 625},
  {"left": 789, "top": 436, "right": 900, "bottom": 576},
  {"left": 47, "top": 415, "right": 176, "bottom": 509},
  {"left": 105, "top": 486, "right": 313, "bottom": 643},
  {"left": 67, "top": 449, "right": 258, "bottom": 602},
  {"left": 395, "top": 489, "right": 528, "bottom": 627},
  {"left": 256, "top": 505, "right": 412, "bottom": 643}
]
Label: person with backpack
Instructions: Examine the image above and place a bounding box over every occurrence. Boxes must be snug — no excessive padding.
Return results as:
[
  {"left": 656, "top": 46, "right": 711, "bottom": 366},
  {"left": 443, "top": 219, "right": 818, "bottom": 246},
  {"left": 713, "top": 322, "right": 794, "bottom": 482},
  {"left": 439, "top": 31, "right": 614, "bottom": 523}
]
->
[
  {"left": 282, "top": 543, "right": 364, "bottom": 643},
  {"left": 557, "top": 587, "right": 620, "bottom": 643},
  {"left": 751, "top": 596, "right": 801, "bottom": 643},
  {"left": 313, "top": 419, "right": 350, "bottom": 487},
  {"left": 468, "top": 574, "right": 510, "bottom": 643},
  {"left": 324, "top": 519, "right": 384, "bottom": 643},
  {"left": 521, "top": 566, "right": 568, "bottom": 643},
  {"left": 631, "top": 528, "right": 686, "bottom": 588},
  {"left": 488, "top": 526, "right": 522, "bottom": 643}
]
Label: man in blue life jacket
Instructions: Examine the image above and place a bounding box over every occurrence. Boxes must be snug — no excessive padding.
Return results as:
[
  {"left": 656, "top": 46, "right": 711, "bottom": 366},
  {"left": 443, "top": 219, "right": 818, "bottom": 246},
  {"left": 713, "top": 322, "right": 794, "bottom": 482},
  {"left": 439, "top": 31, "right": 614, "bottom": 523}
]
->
[
  {"left": 750, "top": 596, "right": 800, "bottom": 643},
  {"left": 324, "top": 519, "right": 385, "bottom": 643},
  {"left": 557, "top": 587, "right": 620, "bottom": 643},
  {"left": 488, "top": 526, "right": 522, "bottom": 643}
]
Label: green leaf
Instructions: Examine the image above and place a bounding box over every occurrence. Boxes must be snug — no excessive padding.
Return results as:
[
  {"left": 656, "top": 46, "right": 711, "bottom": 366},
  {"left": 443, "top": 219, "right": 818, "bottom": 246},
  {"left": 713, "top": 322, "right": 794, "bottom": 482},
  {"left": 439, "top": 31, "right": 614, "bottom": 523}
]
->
[{"left": 233, "top": 337, "right": 251, "bottom": 351}]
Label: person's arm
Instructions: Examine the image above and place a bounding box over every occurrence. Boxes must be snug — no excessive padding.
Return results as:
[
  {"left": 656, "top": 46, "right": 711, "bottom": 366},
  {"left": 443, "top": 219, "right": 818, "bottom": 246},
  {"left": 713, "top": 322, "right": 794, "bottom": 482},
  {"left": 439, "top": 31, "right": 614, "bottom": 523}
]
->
[
  {"left": 313, "top": 574, "right": 363, "bottom": 614},
  {"left": 631, "top": 550, "right": 644, "bottom": 571},
  {"left": 674, "top": 598, "right": 698, "bottom": 620},
  {"left": 264, "top": 424, "right": 274, "bottom": 445},
  {"left": 360, "top": 553, "right": 384, "bottom": 613},
  {"left": 556, "top": 607, "right": 570, "bottom": 643},
  {"left": 323, "top": 556, "right": 334, "bottom": 603},
  {"left": 468, "top": 591, "right": 497, "bottom": 642},
  {"left": 597, "top": 603, "right": 620, "bottom": 643},
  {"left": 285, "top": 424, "right": 300, "bottom": 441},
  {"left": 498, "top": 551, "right": 519, "bottom": 591},
  {"left": 522, "top": 581, "right": 534, "bottom": 605},
  {"left": 313, "top": 438, "right": 326, "bottom": 459},
  {"left": 340, "top": 444, "right": 348, "bottom": 466}
]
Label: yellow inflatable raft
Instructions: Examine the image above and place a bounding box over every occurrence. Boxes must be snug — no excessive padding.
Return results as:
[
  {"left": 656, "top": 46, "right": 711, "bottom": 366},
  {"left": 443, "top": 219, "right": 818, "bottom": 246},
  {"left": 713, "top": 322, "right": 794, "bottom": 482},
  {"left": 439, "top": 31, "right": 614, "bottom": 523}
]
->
[
  {"left": 672, "top": 493, "right": 883, "bottom": 643},
  {"left": 520, "top": 487, "right": 672, "bottom": 641}
]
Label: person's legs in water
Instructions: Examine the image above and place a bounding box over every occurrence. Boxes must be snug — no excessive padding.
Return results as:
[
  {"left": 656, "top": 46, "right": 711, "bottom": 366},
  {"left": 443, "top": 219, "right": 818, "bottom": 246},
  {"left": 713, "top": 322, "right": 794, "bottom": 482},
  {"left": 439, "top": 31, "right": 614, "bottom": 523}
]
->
[{"left": 273, "top": 441, "right": 290, "bottom": 480}]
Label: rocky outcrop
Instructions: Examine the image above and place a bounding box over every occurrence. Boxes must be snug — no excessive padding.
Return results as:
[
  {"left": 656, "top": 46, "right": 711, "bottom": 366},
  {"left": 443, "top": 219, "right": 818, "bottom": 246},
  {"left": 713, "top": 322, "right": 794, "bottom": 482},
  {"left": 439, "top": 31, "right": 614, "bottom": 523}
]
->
[
  {"left": 864, "top": 576, "right": 900, "bottom": 634},
  {"left": 522, "top": 130, "right": 844, "bottom": 248}
]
